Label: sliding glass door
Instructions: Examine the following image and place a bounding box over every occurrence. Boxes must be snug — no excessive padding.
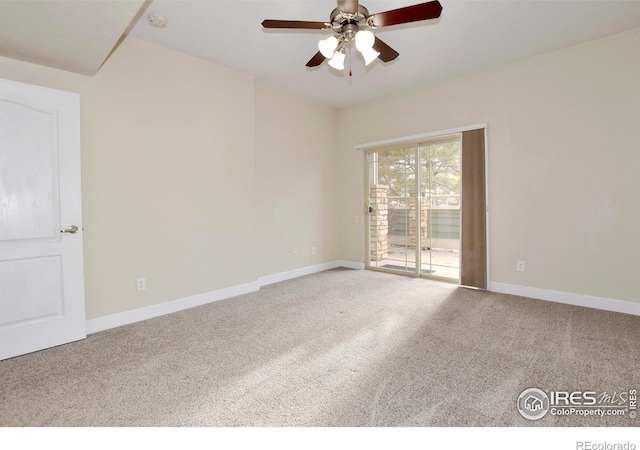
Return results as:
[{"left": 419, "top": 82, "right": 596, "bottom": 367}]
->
[
  {"left": 366, "top": 147, "right": 418, "bottom": 274},
  {"left": 365, "top": 135, "right": 461, "bottom": 282},
  {"left": 420, "top": 139, "right": 461, "bottom": 280}
]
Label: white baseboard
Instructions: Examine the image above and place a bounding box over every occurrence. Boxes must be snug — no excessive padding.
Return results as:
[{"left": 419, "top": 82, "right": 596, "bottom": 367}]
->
[
  {"left": 86, "top": 260, "right": 364, "bottom": 334},
  {"left": 258, "top": 261, "right": 341, "bottom": 287},
  {"left": 490, "top": 282, "right": 640, "bottom": 316},
  {"left": 257, "top": 260, "right": 364, "bottom": 286},
  {"left": 86, "top": 281, "right": 260, "bottom": 334},
  {"left": 337, "top": 260, "right": 365, "bottom": 270}
]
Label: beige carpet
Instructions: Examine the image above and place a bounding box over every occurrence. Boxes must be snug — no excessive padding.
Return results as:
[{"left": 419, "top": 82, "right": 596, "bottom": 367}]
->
[{"left": 1, "top": 268, "right": 638, "bottom": 427}]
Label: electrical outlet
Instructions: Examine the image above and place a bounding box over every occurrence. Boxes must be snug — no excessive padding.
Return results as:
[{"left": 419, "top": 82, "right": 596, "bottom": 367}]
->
[
  {"left": 516, "top": 261, "right": 525, "bottom": 272},
  {"left": 293, "top": 249, "right": 298, "bottom": 258},
  {"left": 137, "top": 277, "right": 146, "bottom": 291},
  {"left": 311, "top": 246, "right": 316, "bottom": 256},
  {"left": 354, "top": 215, "right": 359, "bottom": 224}
]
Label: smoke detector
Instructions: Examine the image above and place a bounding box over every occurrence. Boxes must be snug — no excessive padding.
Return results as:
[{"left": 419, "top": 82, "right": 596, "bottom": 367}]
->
[{"left": 148, "top": 14, "right": 167, "bottom": 29}]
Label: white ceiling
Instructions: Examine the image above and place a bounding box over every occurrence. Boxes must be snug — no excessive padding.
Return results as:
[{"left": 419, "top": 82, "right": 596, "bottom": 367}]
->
[
  {"left": 1, "top": 1, "right": 638, "bottom": 107},
  {"left": 127, "top": 0, "right": 640, "bottom": 108},
  {"left": 0, "top": 0, "right": 145, "bottom": 76}
]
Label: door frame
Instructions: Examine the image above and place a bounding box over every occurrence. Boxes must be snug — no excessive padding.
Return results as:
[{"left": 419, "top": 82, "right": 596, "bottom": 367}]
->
[{"left": 357, "top": 123, "right": 489, "bottom": 284}]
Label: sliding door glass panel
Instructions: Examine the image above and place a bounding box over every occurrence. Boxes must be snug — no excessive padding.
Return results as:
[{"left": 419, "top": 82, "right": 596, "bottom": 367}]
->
[
  {"left": 419, "top": 139, "right": 461, "bottom": 281},
  {"left": 366, "top": 138, "right": 460, "bottom": 281},
  {"left": 366, "top": 148, "right": 418, "bottom": 274}
]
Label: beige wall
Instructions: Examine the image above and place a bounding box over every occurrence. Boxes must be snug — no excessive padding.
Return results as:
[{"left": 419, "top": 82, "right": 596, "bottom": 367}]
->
[
  {"left": 338, "top": 28, "right": 640, "bottom": 303},
  {"left": 1, "top": 27, "right": 637, "bottom": 321},
  {"left": 0, "top": 37, "right": 342, "bottom": 320},
  {"left": 255, "top": 83, "right": 339, "bottom": 277},
  {"left": 1, "top": 38, "right": 259, "bottom": 319}
]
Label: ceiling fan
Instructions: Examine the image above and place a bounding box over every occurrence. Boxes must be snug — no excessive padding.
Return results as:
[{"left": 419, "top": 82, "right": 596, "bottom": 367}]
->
[{"left": 262, "top": 0, "right": 442, "bottom": 72}]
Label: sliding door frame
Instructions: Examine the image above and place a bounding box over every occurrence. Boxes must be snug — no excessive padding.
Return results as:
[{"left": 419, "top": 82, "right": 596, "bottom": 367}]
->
[{"left": 357, "top": 123, "right": 490, "bottom": 285}]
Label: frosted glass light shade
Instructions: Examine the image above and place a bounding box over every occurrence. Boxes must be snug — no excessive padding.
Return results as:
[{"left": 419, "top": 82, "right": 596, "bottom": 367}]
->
[
  {"left": 328, "top": 49, "right": 345, "bottom": 70},
  {"left": 361, "top": 47, "right": 380, "bottom": 66},
  {"left": 318, "top": 36, "right": 339, "bottom": 58},
  {"left": 355, "top": 30, "right": 375, "bottom": 52}
]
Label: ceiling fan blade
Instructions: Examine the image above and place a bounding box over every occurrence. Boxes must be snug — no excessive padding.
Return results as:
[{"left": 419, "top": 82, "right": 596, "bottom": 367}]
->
[
  {"left": 370, "top": 1, "right": 442, "bottom": 28},
  {"left": 306, "top": 51, "right": 327, "bottom": 67},
  {"left": 338, "top": 0, "right": 359, "bottom": 14},
  {"left": 373, "top": 37, "right": 399, "bottom": 62},
  {"left": 262, "top": 20, "right": 328, "bottom": 30}
]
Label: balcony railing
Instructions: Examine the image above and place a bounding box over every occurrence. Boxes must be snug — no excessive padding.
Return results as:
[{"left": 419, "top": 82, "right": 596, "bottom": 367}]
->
[{"left": 387, "top": 194, "right": 460, "bottom": 209}]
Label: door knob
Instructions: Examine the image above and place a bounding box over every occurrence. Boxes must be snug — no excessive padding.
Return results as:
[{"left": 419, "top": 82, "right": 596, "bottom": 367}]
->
[{"left": 60, "top": 225, "right": 79, "bottom": 234}]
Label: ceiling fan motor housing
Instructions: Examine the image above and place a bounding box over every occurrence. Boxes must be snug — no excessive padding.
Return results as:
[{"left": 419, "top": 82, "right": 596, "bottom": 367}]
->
[{"left": 329, "top": 5, "right": 372, "bottom": 40}]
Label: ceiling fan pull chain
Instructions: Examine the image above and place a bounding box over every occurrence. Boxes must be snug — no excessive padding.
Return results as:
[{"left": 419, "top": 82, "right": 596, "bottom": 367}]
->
[{"left": 349, "top": 46, "right": 353, "bottom": 77}]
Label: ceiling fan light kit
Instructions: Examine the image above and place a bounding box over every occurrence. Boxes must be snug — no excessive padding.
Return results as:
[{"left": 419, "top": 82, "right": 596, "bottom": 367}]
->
[
  {"left": 354, "top": 30, "right": 375, "bottom": 52},
  {"left": 361, "top": 46, "right": 380, "bottom": 66},
  {"left": 319, "top": 36, "right": 340, "bottom": 58},
  {"left": 328, "top": 48, "right": 346, "bottom": 70},
  {"left": 262, "top": 0, "right": 442, "bottom": 72}
]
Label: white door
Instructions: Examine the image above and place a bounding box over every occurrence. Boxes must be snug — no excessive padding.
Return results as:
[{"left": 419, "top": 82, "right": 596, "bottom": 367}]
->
[{"left": 0, "top": 78, "right": 85, "bottom": 361}]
